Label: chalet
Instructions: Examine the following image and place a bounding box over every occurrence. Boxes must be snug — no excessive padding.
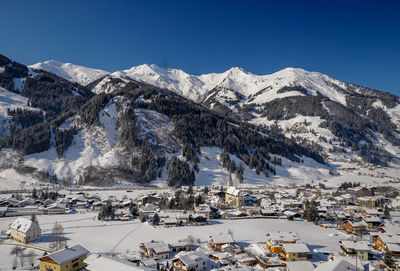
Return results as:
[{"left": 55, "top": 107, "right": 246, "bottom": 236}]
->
[
  {"left": 286, "top": 261, "right": 314, "bottom": 271},
  {"left": 362, "top": 216, "right": 382, "bottom": 229},
  {"left": 39, "top": 245, "right": 89, "bottom": 271},
  {"left": 8, "top": 217, "right": 41, "bottom": 243},
  {"left": 386, "top": 243, "right": 400, "bottom": 258},
  {"left": 140, "top": 241, "right": 170, "bottom": 259},
  {"left": 141, "top": 258, "right": 158, "bottom": 269},
  {"left": 266, "top": 232, "right": 299, "bottom": 253},
  {"left": 172, "top": 250, "right": 208, "bottom": 271},
  {"left": 194, "top": 204, "right": 211, "bottom": 219},
  {"left": 45, "top": 203, "right": 67, "bottom": 215},
  {"left": 340, "top": 240, "right": 369, "bottom": 261},
  {"left": 209, "top": 234, "right": 234, "bottom": 251},
  {"left": 373, "top": 233, "right": 400, "bottom": 257},
  {"left": 314, "top": 258, "right": 365, "bottom": 271},
  {"left": 92, "top": 202, "right": 104, "bottom": 211},
  {"left": 209, "top": 252, "right": 231, "bottom": 266},
  {"left": 282, "top": 243, "right": 310, "bottom": 261},
  {"left": 342, "top": 220, "right": 368, "bottom": 235},
  {"left": 225, "top": 187, "right": 244, "bottom": 207},
  {"left": 357, "top": 196, "right": 385, "bottom": 207},
  {"left": 362, "top": 208, "right": 383, "bottom": 217},
  {"left": 169, "top": 241, "right": 193, "bottom": 252},
  {"left": 233, "top": 254, "right": 257, "bottom": 266}
]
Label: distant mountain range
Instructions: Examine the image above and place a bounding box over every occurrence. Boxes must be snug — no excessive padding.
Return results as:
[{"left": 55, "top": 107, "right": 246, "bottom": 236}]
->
[{"left": 0, "top": 53, "right": 399, "bottom": 188}]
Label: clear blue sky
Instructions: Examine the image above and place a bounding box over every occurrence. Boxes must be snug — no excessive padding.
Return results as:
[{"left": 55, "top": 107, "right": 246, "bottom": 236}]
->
[{"left": 1, "top": 0, "right": 399, "bottom": 94}]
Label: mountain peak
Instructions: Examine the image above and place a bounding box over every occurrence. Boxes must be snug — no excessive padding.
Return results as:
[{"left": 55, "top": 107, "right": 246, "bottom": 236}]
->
[{"left": 29, "top": 60, "right": 110, "bottom": 86}]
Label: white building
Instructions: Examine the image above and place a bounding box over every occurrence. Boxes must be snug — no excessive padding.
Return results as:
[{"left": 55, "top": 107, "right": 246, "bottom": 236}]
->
[{"left": 8, "top": 217, "right": 41, "bottom": 243}]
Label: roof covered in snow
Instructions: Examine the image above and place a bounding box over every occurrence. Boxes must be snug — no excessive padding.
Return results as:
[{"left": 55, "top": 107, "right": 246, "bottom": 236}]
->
[
  {"left": 10, "top": 217, "right": 39, "bottom": 233},
  {"left": 43, "top": 245, "right": 89, "bottom": 264}
]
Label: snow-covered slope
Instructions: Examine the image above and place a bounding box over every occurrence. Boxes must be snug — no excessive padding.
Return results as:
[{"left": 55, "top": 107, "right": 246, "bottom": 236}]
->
[
  {"left": 29, "top": 60, "right": 110, "bottom": 86},
  {"left": 0, "top": 87, "right": 41, "bottom": 138}
]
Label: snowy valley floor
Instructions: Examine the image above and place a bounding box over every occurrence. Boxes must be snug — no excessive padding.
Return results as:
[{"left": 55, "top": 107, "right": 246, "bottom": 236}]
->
[{"left": 0, "top": 212, "right": 349, "bottom": 269}]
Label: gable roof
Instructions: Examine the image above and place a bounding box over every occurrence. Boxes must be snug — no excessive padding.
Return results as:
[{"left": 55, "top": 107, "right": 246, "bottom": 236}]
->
[
  {"left": 142, "top": 241, "right": 170, "bottom": 254},
  {"left": 282, "top": 243, "right": 310, "bottom": 253},
  {"left": 175, "top": 250, "right": 208, "bottom": 267},
  {"left": 226, "top": 187, "right": 243, "bottom": 197},
  {"left": 314, "top": 258, "right": 365, "bottom": 271},
  {"left": 10, "top": 217, "right": 39, "bottom": 233},
  {"left": 43, "top": 245, "right": 89, "bottom": 264}
]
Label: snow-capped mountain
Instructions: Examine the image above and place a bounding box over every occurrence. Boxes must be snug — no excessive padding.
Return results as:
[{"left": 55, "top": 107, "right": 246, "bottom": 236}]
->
[
  {"left": 33, "top": 58, "right": 400, "bottom": 166},
  {"left": 90, "top": 64, "right": 356, "bottom": 106},
  {"left": 2, "top": 53, "right": 400, "bottom": 189},
  {"left": 29, "top": 60, "right": 110, "bottom": 86}
]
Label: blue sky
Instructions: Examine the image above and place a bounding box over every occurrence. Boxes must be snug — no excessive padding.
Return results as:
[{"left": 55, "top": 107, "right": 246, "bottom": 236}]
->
[{"left": 1, "top": 0, "right": 399, "bottom": 94}]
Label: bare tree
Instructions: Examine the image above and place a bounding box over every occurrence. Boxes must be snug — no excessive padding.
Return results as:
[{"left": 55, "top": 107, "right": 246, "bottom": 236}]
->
[
  {"left": 50, "top": 222, "right": 66, "bottom": 251},
  {"left": 18, "top": 251, "right": 26, "bottom": 268}
]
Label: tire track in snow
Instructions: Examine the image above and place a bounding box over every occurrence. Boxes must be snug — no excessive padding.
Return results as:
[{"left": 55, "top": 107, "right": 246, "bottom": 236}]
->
[{"left": 110, "top": 223, "right": 143, "bottom": 253}]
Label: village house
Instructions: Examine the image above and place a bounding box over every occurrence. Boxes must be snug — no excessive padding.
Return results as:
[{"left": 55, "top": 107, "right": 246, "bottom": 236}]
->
[
  {"left": 233, "top": 254, "right": 257, "bottom": 266},
  {"left": 342, "top": 220, "right": 368, "bottom": 235},
  {"left": 314, "top": 258, "right": 365, "bottom": 271},
  {"left": 340, "top": 240, "right": 370, "bottom": 261},
  {"left": 209, "top": 252, "right": 231, "bottom": 266},
  {"left": 172, "top": 250, "right": 209, "bottom": 271},
  {"left": 266, "top": 232, "right": 299, "bottom": 253},
  {"left": 39, "top": 244, "right": 89, "bottom": 271},
  {"left": 362, "top": 216, "right": 382, "bottom": 230},
  {"left": 140, "top": 241, "right": 171, "bottom": 259},
  {"left": 209, "top": 234, "right": 235, "bottom": 251},
  {"left": 225, "top": 187, "right": 244, "bottom": 207},
  {"left": 169, "top": 241, "right": 193, "bottom": 252},
  {"left": 281, "top": 243, "right": 310, "bottom": 261},
  {"left": 373, "top": 233, "right": 400, "bottom": 257},
  {"left": 194, "top": 204, "right": 211, "bottom": 219},
  {"left": 8, "top": 217, "right": 41, "bottom": 243},
  {"left": 357, "top": 196, "right": 385, "bottom": 207},
  {"left": 44, "top": 203, "right": 67, "bottom": 215}
]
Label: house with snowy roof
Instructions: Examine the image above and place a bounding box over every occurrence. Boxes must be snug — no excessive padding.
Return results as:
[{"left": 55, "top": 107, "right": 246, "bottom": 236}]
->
[
  {"left": 172, "top": 250, "right": 209, "bottom": 271},
  {"left": 39, "top": 244, "right": 89, "bottom": 271},
  {"left": 314, "top": 257, "right": 365, "bottom": 271},
  {"left": 342, "top": 220, "right": 368, "bottom": 235},
  {"left": 8, "top": 217, "right": 41, "bottom": 243},
  {"left": 209, "top": 234, "right": 235, "bottom": 251},
  {"left": 194, "top": 204, "right": 211, "bottom": 219},
  {"left": 140, "top": 241, "right": 171, "bottom": 259},
  {"left": 225, "top": 187, "right": 244, "bottom": 207},
  {"left": 282, "top": 243, "right": 310, "bottom": 261},
  {"left": 266, "top": 232, "right": 299, "bottom": 253},
  {"left": 340, "top": 240, "right": 370, "bottom": 261}
]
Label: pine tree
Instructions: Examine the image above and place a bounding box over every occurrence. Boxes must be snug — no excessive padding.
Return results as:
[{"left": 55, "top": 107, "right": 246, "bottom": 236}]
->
[
  {"left": 384, "top": 205, "right": 390, "bottom": 219},
  {"left": 236, "top": 163, "right": 244, "bottom": 183},
  {"left": 30, "top": 213, "right": 38, "bottom": 224},
  {"left": 153, "top": 213, "right": 160, "bottom": 226}
]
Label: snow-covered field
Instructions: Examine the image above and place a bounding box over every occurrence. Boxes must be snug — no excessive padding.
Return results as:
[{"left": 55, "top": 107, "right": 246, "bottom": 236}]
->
[{"left": 0, "top": 213, "right": 347, "bottom": 269}]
